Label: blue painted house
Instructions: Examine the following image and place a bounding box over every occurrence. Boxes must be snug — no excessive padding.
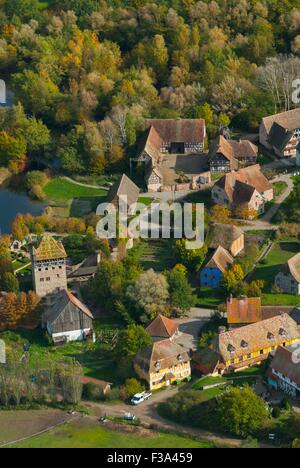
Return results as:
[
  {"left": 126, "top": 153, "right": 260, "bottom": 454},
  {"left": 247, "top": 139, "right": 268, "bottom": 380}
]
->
[{"left": 200, "top": 246, "right": 234, "bottom": 289}]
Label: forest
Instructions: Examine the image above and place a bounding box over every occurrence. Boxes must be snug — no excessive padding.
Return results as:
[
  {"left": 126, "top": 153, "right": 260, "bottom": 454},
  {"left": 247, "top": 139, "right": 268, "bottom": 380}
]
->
[{"left": 1, "top": 0, "right": 300, "bottom": 176}]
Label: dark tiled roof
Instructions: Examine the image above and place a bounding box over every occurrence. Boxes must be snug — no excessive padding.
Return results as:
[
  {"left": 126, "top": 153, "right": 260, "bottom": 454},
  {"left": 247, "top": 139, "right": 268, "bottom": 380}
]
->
[
  {"left": 43, "top": 289, "right": 94, "bottom": 325},
  {"left": 192, "top": 348, "right": 221, "bottom": 374},
  {"left": 107, "top": 174, "right": 140, "bottom": 208},
  {"left": 209, "top": 136, "right": 257, "bottom": 167},
  {"left": 268, "top": 122, "right": 294, "bottom": 151},
  {"left": 146, "top": 119, "right": 205, "bottom": 143}
]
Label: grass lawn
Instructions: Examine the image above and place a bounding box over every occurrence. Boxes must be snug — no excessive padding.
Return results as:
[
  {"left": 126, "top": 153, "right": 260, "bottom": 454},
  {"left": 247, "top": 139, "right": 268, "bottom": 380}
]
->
[
  {"left": 43, "top": 178, "right": 108, "bottom": 217},
  {"left": 196, "top": 288, "right": 225, "bottom": 309},
  {"left": 10, "top": 420, "right": 214, "bottom": 448},
  {"left": 44, "top": 178, "right": 107, "bottom": 202},
  {"left": 251, "top": 240, "right": 300, "bottom": 305},
  {"left": 273, "top": 181, "right": 288, "bottom": 198}
]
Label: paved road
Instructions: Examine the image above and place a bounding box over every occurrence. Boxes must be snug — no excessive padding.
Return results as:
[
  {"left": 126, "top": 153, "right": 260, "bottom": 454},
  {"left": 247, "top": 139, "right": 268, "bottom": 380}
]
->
[{"left": 174, "top": 308, "right": 214, "bottom": 351}]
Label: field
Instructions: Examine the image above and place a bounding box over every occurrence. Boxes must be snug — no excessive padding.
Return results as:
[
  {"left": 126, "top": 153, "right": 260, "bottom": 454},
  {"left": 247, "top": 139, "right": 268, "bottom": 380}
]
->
[
  {"left": 0, "top": 410, "right": 71, "bottom": 447},
  {"left": 139, "top": 239, "right": 174, "bottom": 272},
  {"left": 250, "top": 240, "right": 300, "bottom": 306},
  {"left": 43, "top": 178, "right": 107, "bottom": 217},
  {"left": 8, "top": 418, "right": 214, "bottom": 449}
]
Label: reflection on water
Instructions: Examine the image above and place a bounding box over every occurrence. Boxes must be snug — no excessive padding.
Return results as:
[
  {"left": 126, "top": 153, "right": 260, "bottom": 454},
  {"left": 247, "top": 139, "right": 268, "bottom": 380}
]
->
[{"left": 0, "top": 178, "right": 46, "bottom": 234}]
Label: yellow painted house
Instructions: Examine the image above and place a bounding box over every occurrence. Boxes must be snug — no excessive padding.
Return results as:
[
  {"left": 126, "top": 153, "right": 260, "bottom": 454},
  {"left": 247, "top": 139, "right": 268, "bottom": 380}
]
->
[
  {"left": 134, "top": 339, "right": 191, "bottom": 391},
  {"left": 213, "top": 313, "right": 300, "bottom": 374}
]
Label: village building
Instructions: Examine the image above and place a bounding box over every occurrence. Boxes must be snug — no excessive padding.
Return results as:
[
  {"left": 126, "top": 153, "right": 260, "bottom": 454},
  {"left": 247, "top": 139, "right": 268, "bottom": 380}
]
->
[
  {"left": 145, "top": 119, "right": 206, "bottom": 155},
  {"left": 268, "top": 345, "right": 300, "bottom": 398},
  {"left": 67, "top": 251, "right": 101, "bottom": 284},
  {"left": 134, "top": 339, "right": 191, "bottom": 391},
  {"left": 209, "top": 135, "right": 258, "bottom": 173},
  {"left": 106, "top": 174, "right": 140, "bottom": 214},
  {"left": 209, "top": 223, "right": 244, "bottom": 257},
  {"left": 259, "top": 108, "right": 300, "bottom": 160},
  {"left": 212, "top": 164, "right": 273, "bottom": 216},
  {"left": 227, "top": 296, "right": 263, "bottom": 326},
  {"left": 146, "top": 314, "right": 179, "bottom": 342},
  {"left": 275, "top": 253, "right": 300, "bottom": 295},
  {"left": 31, "top": 235, "right": 68, "bottom": 297},
  {"left": 192, "top": 348, "right": 222, "bottom": 376},
  {"left": 200, "top": 246, "right": 234, "bottom": 289},
  {"left": 212, "top": 314, "right": 300, "bottom": 374},
  {"left": 135, "top": 119, "right": 209, "bottom": 192},
  {"left": 81, "top": 376, "right": 112, "bottom": 397},
  {"left": 227, "top": 296, "right": 299, "bottom": 327},
  {"left": 42, "top": 289, "right": 94, "bottom": 345}
]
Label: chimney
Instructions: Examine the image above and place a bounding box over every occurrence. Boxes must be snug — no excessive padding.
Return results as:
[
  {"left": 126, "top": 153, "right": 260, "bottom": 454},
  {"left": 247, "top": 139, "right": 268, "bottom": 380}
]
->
[
  {"left": 227, "top": 294, "right": 233, "bottom": 305},
  {"left": 218, "top": 326, "right": 227, "bottom": 335}
]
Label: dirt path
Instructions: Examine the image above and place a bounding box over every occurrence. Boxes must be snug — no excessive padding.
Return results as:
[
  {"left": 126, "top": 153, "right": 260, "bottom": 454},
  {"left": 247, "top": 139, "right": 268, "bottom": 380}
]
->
[
  {"left": 84, "top": 389, "right": 242, "bottom": 448},
  {"left": 62, "top": 176, "right": 108, "bottom": 191}
]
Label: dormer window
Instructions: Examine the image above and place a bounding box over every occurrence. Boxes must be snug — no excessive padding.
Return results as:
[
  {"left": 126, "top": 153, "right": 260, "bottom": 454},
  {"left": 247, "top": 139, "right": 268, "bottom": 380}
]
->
[
  {"left": 154, "top": 361, "right": 161, "bottom": 371},
  {"left": 241, "top": 340, "right": 248, "bottom": 349},
  {"left": 177, "top": 354, "right": 183, "bottom": 362},
  {"left": 228, "top": 344, "right": 236, "bottom": 354},
  {"left": 267, "top": 332, "right": 275, "bottom": 341},
  {"left": 279, "top": 328, "right": 286, "bottom": 337}
]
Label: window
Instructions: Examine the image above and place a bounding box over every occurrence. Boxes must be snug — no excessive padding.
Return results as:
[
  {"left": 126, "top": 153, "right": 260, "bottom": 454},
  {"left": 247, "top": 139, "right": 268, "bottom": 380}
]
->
[
  {"left": 46, "top": 277, "right": 51, "bottom": 282},
  {"left": 40, "top": 278, "right": 44, "bottom": 282}
]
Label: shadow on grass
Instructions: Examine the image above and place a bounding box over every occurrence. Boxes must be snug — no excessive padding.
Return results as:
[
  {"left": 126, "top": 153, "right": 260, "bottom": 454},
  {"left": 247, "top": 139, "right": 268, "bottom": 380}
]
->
[{"left": 70, "top": 196, "right": 107, "bottom": 217}]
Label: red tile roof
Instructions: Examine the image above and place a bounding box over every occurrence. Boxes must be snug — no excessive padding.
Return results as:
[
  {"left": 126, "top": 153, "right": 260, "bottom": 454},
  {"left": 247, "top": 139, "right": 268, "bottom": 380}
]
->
[
  {"left": 227, "top": 296, "right": 262, "bottom": 324},
  {"left": 146, "top": 315, "right": 178, "bottom": 339}
]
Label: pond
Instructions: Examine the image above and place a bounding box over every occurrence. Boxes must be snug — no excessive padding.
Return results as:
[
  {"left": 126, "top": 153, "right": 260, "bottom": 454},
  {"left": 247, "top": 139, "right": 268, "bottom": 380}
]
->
[{"left": 0, "top": 185, "right": 46, "bottom": 234}]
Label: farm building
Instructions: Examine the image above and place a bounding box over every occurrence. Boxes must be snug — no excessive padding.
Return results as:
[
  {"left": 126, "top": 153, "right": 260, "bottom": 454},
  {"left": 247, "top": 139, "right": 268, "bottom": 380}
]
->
[{"left": 42, "top": 289, "right": 94, "bottom": 345}]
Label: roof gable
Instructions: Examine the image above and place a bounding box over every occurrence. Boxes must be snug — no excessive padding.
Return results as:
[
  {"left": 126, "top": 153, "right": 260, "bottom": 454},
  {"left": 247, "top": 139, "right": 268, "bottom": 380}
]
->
[
  {"left": 107, "top": 174, "right": 140, "bottom": 208},
  {"left": 146, "top": 314, "right": 178, "bottom": 339},
  {"left": 33, "top": 236, "right": 67, "bottom": 261},
  {"left": 43, "top": 289, "right": 94, "bottom": 325}
]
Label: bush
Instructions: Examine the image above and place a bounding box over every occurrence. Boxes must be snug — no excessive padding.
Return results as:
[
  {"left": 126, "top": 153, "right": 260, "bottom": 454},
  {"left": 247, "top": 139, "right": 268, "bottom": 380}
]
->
[
  {"left": 272, "top": 406, "right": 281, "bottom": 419},
  {"left": 82, "top": 382, "right": 103, "bottom": 401},
  {"left": 29, "top": 184, "right": 46, "bottom": 201},
  {"left": 119, "top": 378, "right": 144, "bottom": 401},
  {"left": 104, "top": 387, "right": 120, "bottom": 402},
  {"left": 26, "top": 171, "right": 48, "bottom": 190}
]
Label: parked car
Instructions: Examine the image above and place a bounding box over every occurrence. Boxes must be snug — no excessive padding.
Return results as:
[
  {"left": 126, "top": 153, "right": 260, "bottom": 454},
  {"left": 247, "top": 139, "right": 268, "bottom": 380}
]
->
[{"left": 131, "top": 391, "right": 152, "bottom": 405}]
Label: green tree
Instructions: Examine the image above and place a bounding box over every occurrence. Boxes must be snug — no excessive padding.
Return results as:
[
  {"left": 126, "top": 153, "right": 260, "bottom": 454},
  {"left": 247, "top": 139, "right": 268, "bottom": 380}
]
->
[
  {"left": 120, "top": 378, "right": 144, "bottom": 400},
  {"left": 215, "top": 386, "right": 268, "bottom": 437},
  {"left": 1, "top": 272, "right": 19, "bottom": 293},
  {"left": 167, "top": 267, "right": 195, "bottom": 315},
  {"left": 115, "top": 324, "right": 152, "bottom": 360}
]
